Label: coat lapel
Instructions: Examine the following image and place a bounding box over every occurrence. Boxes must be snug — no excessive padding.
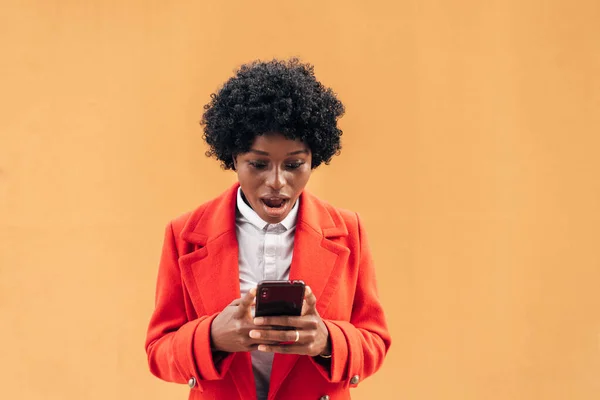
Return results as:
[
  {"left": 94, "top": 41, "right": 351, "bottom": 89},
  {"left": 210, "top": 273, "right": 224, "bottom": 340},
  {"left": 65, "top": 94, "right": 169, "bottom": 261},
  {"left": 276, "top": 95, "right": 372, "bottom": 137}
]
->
[
  {"left": 177, "top": 184, "right": 257, "bottom": 399},
  {"left": 289, "top": 194, "right": 350, "bottom": 318},
  {"left": 179, "top": 230, "right": 241, "bottom": 314},
  {"left": 178, "top": 184, "right": 242, "bottom": 315},
  {"left": 268, "top": 190, "right": 350, "bottom": 400}
]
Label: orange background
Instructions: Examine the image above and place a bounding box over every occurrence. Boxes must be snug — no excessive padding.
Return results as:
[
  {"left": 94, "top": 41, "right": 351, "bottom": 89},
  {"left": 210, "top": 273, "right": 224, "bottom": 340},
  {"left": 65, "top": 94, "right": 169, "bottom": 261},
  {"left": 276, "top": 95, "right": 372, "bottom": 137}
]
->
[{"left": 1, "top": 1, "right": 600, "bottom": 399}]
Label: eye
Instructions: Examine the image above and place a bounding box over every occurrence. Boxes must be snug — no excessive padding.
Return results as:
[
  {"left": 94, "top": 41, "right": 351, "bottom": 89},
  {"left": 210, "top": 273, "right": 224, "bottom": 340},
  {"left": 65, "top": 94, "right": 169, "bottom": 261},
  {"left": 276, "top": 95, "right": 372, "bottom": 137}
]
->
[
  {"left": 249, "top": 161, "right": 268, "bottom": 170},
  {"left": 285, "top": 161, "right": 304, "bottom": 170}
]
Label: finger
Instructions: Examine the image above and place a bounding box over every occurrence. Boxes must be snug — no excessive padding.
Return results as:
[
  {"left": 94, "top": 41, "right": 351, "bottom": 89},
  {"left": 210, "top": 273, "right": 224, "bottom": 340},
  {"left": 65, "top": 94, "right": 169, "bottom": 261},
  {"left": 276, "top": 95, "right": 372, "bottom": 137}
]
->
[
  {"left": 301, "top": 286, "right": 318, "bottom": 315},
  {"left": 244, "top": 343, "right": 262, "bottom": 352},
  {"left": 247, "top": 338, "right": 283, "bottom": 345},
  {"left": 257, "top": 344, "right": 308, "bottom": 355},
  {"left": 249, "top": 329, "right": 304, "bottom": 344},
  {"left": 234, "top": 288, "right": 256, "bottom": 318},
  {"left": 253, "top": 315, "right": 319, "bottom": 331}
]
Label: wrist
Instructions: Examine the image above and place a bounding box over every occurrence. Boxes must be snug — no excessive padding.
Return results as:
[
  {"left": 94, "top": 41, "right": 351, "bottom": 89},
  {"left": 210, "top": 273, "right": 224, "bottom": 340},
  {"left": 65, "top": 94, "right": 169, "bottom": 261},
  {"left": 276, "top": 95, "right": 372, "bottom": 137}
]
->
[
  {"left": 209, "top": 318, "right": 223, "bottom": 352},
  {"left": 318, "top": 338, "right": 332, "bottom": 358},
  {"left": 315, "top": 319, "right": 331, "bottom": 357}
]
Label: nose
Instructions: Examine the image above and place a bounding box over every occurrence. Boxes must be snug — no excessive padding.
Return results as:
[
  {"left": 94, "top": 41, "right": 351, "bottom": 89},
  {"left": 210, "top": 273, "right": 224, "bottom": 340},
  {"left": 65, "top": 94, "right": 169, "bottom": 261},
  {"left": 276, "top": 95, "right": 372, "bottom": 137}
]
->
[{"left": 265, "top": 166, "right": 286, "bottom": 190}]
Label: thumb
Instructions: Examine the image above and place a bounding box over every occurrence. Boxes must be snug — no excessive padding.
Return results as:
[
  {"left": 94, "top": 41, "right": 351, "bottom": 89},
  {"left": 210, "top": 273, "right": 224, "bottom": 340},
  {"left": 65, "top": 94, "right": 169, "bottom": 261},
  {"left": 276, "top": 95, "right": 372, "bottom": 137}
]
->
[
  {"left": 234, "top": 287, "right": 256, "bottom": 319},
  {"left": 302, "top": 286, "right": 318, "bottom": 315}
]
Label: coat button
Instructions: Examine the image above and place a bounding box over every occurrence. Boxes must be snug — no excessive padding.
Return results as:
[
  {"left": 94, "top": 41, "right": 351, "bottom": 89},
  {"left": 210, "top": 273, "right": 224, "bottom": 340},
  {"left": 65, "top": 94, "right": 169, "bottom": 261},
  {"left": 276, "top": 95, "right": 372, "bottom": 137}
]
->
[
  {"left": 188, "top": 377, "right": 196, "bottom": 388},
  {"left": 319, "top": 396, "right": 330, "bottom": 400},
  {"left": 350, "top": 374, "right": 360, "bottom": 385}
]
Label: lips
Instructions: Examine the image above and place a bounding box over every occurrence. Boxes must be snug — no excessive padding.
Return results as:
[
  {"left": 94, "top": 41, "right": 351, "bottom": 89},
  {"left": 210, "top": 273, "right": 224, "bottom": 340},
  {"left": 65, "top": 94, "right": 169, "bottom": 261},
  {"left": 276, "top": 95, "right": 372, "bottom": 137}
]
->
[{"left": 260, "top": 196, "right": 290, "bottom": 219}]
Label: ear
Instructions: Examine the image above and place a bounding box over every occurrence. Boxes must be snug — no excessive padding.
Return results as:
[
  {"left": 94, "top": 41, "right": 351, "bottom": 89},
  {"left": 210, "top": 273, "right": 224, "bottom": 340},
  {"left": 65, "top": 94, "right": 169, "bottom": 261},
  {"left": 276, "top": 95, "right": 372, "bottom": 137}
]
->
[{"left": 232, "top": 155, "right": 238, "bottom": 170}]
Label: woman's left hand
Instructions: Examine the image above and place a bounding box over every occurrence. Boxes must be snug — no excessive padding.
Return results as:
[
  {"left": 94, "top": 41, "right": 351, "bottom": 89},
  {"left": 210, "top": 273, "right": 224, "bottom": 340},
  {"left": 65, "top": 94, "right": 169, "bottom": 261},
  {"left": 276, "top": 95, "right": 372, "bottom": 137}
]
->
[{"left": 249, "top": 286, "right": 331, "bottom": 357}]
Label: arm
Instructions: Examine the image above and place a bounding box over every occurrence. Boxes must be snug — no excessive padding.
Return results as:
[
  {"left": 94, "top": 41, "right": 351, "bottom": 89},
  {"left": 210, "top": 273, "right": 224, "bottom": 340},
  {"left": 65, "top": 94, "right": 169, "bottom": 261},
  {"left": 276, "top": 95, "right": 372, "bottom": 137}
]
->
[
  {"left": 309, "top": 213, "right": 392, "bottom": 386},
  {"left": 144, "top": 222, "right": 235, "bottom": 386}
]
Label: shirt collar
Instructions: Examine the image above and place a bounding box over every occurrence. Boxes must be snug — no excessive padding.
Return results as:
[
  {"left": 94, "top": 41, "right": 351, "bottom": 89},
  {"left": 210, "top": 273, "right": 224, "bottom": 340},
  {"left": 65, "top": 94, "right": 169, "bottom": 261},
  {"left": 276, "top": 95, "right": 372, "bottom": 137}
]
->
[{"left": 236, "top": 187, "right": 299, "bottom": 231}]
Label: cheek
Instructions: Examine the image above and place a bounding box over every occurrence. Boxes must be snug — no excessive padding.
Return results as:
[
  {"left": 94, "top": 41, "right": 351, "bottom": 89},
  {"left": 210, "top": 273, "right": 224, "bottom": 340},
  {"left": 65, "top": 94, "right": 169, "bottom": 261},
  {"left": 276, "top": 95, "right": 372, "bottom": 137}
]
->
[
  {"left": 290, "top": 169, "right": 311, "bottom": 189},
  {"left": 237, "top": 169, "right": 262, "bottom": 191}
]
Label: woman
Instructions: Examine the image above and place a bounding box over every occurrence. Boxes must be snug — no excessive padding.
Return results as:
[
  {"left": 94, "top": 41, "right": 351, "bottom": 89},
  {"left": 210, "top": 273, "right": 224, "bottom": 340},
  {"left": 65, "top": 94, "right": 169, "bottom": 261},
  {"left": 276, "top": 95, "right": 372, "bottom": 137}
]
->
[{"left": 145, "top": 59, "right": 391, "bottom": 400}]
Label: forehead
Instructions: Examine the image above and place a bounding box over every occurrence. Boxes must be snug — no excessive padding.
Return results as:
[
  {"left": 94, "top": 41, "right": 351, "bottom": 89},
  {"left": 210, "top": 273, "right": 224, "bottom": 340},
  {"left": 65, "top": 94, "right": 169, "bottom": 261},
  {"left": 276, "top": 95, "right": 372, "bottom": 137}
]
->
[{"left": 249, "top": 133, "right": 310, "bottom": 154}]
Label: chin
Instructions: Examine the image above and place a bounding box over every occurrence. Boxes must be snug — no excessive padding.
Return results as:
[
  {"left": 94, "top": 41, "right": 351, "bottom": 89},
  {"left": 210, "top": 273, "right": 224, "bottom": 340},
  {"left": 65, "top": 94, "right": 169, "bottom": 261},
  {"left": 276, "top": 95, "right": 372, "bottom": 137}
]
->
[{"left": 262, "top": 214, "right": 287, "bottom": 224}]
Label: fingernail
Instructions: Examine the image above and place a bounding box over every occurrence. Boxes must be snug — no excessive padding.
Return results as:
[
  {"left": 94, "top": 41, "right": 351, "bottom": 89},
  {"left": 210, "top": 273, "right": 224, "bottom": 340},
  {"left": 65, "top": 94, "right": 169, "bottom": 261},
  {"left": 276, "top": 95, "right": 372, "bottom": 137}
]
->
[
  {"left": 249, "top": 330, "right": 260, "bottom": 339},
  {"left": 258, "top": 345, "right": 267, "bottom": 352},
  {"left": 254, "top": 317, "right": 264, "bottom": 325}
]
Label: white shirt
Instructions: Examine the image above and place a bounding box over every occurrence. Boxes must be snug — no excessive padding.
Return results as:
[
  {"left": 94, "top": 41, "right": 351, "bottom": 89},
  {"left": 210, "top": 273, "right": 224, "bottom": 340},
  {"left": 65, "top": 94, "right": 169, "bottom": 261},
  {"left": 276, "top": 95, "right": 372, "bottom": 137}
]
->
[{"left": 235, "top": 187, "right": 299, "bottom": 400}]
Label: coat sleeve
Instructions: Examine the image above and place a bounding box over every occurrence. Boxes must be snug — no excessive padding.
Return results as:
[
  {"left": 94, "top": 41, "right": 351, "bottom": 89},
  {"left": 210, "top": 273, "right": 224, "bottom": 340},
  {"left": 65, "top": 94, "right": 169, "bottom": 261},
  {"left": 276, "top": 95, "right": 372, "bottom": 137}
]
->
[
  {"left": 144, "top": 222, "right": 235, "bottom": 388},
  {"left": 309, "top": 213, "right": 392, "bottom": 387}
]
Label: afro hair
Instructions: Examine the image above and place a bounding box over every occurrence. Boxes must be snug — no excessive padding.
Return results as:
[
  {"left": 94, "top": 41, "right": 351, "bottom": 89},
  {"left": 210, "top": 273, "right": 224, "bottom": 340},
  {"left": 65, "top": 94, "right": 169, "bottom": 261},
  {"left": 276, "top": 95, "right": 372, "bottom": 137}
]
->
[{"left": 201, "top": 58, "right": 345, "bottom": 170}]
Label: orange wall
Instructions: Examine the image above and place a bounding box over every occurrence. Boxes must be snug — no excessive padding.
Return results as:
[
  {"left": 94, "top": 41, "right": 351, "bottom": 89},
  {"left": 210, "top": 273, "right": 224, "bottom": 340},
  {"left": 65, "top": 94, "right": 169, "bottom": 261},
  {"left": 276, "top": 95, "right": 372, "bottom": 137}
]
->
[{"left": 1, "top": 1, "right": 599, "bottom": 399}]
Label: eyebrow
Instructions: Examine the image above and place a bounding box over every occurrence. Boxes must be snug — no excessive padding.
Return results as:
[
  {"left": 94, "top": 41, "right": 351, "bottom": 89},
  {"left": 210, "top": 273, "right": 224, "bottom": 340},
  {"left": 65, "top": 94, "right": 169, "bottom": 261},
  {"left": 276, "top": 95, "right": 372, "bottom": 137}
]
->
[{"left": 248, "top": 149, "right": 309, "bottom": 156}]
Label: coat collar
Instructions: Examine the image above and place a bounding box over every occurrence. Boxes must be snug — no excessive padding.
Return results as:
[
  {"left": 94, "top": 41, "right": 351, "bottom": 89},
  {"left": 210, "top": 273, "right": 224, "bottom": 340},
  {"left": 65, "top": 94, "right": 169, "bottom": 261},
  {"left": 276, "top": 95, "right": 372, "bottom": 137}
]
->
[
  {"left": 177, "top": 182, "right": 350, "bottom": 314},
  {"left": 180, "top": 182, "right": 348, "bottom": 246}
]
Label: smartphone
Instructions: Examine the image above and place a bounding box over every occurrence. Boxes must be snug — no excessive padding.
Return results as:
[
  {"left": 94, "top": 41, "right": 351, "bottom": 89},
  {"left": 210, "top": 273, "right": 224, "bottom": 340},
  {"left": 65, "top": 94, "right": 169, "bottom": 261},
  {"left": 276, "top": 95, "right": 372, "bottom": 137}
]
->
[{"left": 255, "top": 280, "right": 305, "bottom": 318}]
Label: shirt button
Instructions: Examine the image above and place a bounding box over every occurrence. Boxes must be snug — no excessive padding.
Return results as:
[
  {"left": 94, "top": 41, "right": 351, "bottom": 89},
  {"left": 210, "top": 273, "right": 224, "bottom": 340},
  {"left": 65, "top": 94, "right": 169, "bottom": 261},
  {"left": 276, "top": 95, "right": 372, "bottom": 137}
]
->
[
  {"left": 350, "top": 375, "right": 360, "bottom": 385},
  {"left": 319, "top": 396, "right": 330, "bottom": 400},
  {"left": 188, "top": 377, "right": 196, "bottom": 388}
]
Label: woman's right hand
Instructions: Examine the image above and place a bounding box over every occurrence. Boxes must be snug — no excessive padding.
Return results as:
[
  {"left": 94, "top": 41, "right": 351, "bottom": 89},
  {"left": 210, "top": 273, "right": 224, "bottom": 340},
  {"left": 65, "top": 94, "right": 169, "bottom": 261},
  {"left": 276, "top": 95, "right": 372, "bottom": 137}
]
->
[{"left": 210, "top": 288, "right": 259, "bottom": 353}]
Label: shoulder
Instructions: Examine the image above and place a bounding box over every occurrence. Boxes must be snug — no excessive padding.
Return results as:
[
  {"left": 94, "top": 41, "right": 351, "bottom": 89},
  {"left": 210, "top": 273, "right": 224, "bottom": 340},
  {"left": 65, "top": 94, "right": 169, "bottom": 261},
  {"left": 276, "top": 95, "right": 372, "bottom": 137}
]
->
[
  {"left": 168, "top": 209, "right": 199, "bottom": 238},
  {"left": 301, "top": 190, "right": 363, "bottom": 237},
  {"left": 166, "top": 184, "right": 239, "bottom": 240},
  {"left": 331, "top": 202, "right": 360, "bottom": 230},
  {"left": 333, "top": 204, "right": 363, "bottom": 238}
]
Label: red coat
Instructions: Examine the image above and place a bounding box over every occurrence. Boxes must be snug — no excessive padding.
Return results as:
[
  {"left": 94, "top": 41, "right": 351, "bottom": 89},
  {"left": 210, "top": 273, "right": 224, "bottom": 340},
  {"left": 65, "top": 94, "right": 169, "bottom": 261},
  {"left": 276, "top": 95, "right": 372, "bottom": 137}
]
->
[{"left": 145, "top": 183, "right": 391, "bottom": 400}]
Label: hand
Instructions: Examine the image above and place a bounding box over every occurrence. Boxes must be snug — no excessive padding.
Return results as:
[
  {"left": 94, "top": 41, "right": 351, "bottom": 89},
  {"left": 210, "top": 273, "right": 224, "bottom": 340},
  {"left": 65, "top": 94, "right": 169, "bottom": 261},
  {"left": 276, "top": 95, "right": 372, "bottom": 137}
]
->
[
  {"left": 210, "top": 288, "right": 264, "bottom": 353},
  {"left": 248, "top": 286, "right": 331, "bottom": 357}
]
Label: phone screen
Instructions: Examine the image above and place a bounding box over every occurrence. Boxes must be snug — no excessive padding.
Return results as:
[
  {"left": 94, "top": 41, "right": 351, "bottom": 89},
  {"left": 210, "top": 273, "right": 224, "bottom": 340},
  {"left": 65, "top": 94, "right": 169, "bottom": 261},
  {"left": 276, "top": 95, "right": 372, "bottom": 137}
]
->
[{"left": 255, "top": 280, "right": 305, "bottom": 317}]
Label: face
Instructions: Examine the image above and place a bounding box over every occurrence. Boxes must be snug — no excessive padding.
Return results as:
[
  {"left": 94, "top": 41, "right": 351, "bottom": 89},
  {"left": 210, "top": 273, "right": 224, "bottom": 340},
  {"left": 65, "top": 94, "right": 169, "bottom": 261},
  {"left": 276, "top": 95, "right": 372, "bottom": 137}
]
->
[{"left": 233, "top": 133, "right": 312, "bottom": 224}]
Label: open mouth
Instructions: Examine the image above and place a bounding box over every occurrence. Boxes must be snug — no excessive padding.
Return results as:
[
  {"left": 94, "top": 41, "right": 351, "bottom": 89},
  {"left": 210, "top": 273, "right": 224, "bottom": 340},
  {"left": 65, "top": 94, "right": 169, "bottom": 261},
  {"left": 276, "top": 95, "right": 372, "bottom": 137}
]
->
[
  {"left": 262, "top": 198, "right": 287, "bottom": 208},
  {"left": 261, "top": 197, "right": 289, "bottom": 218}
]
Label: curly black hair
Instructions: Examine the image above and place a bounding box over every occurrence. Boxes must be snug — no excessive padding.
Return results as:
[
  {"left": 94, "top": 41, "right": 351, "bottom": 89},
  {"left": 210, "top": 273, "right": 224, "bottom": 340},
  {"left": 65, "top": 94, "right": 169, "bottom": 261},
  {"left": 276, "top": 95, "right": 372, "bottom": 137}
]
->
[{"left": 201, "top": 58, "right": 345, "bottom": 170}]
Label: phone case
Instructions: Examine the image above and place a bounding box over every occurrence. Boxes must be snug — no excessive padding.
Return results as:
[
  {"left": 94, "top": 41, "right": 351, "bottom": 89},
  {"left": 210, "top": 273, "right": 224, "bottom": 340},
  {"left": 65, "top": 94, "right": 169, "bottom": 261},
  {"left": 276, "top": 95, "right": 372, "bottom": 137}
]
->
[{"left": 255, "top": 280, "right": 305, "bottom": 317}]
